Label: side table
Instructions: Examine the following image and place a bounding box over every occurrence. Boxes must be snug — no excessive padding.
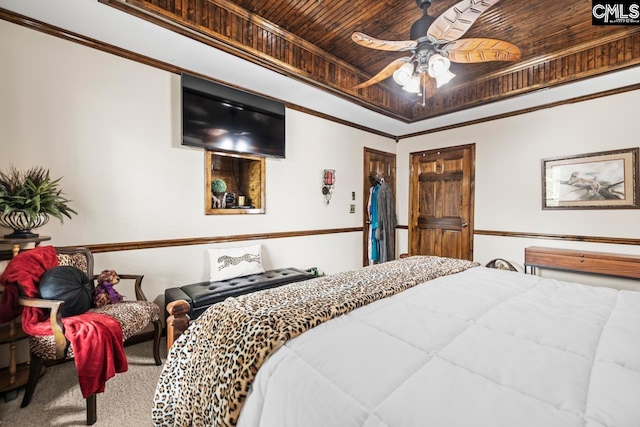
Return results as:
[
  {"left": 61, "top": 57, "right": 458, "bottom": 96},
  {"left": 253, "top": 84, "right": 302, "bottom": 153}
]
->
[
  {"left": 0, "top": 235, "right": 51, "bottom": 258},
  {"left": 0, "top": 236, "right": 51, "bottom": 401},
  {"left": 0, "top": 320, "right": 45, "bottom": 401}
]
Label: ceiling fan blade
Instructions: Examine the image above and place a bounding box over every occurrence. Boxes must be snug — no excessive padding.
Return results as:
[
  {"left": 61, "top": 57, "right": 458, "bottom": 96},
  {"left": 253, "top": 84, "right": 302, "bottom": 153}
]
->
[
  {"left": 442, "top": 38, "right": 521, "bottom": 62},
  {"left": 427, "top": 0, "right": 502, "bottom": 44},
  {"left": 351, "top": 32, "right": 418, "bottom": 52},
  {"left": 353, "top": 57, "right": 412, "bottom": 90}
]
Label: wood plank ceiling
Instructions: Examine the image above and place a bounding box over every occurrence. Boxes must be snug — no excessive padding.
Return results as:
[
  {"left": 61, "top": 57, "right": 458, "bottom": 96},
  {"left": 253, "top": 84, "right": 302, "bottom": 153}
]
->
[{"left": 101, "top": 0, "right": 640, "bottom": 123}]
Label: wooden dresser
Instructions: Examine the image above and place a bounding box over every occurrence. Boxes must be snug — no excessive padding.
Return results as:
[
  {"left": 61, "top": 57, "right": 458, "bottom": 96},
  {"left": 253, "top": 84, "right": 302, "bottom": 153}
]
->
[{"left": 524, "top": 246, "right": 640, "bottom": 279}]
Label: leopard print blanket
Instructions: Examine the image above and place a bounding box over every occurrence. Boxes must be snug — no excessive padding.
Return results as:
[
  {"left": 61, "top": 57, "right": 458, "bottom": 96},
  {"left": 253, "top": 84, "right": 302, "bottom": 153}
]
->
[{"left": 152, "top": 256, "right": 479, "bottom": 426}]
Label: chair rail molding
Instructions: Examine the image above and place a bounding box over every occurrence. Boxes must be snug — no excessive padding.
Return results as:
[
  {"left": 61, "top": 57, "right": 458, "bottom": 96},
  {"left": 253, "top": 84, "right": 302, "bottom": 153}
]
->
[{"left": 474, "top": 229, "right": 640, "bottom": 246}]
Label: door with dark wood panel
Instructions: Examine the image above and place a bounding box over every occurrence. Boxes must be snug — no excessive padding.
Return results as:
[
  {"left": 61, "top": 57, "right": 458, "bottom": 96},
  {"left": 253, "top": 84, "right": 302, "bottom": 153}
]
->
[
  {"left": 363, "top": 148, "right": 396, "bottom": 266},
  {"left": 409, "top": 144, "right": 475, "bottom": 260}
]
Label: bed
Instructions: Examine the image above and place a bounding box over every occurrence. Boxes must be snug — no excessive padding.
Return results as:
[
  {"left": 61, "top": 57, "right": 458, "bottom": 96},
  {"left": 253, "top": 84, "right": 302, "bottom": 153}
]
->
[{"left": 153, "top": 254, "right": 640, "bottom": 427}]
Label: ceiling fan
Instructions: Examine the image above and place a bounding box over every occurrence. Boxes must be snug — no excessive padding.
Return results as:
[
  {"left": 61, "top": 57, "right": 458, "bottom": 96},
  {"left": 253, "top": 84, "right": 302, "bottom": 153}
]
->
[{"left": 351, "top": 0, "right": 521, "bottom": 101}]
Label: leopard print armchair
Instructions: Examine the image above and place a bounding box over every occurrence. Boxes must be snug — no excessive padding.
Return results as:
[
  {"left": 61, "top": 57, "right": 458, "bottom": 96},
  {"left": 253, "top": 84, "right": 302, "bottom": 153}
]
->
[{"left": 18, "top": 247, "right": 162, "bottom": 425}]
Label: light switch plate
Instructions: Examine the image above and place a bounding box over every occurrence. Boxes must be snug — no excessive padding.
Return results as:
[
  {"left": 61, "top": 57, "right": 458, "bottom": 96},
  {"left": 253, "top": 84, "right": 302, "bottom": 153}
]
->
[
  {"left": 352, "top": 191, "right": 356, "bottom": 201},
  {"left": 350, "top": 204, "right": 356, "bottom": 213}
]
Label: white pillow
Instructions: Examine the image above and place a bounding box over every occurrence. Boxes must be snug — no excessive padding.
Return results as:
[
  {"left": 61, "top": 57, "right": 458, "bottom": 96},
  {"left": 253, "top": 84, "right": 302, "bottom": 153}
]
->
[{"left": 208, "top": 244, "right": 265, "bottom": 282}]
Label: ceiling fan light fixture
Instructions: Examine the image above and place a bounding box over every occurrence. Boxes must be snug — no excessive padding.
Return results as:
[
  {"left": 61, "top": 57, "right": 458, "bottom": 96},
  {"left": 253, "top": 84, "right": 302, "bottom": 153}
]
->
[
  {"left": 350, "top": 0, "right": 520, "bottom": 102},
  {"left": 416, "top": 62, "right": 430, "bottom": 74},
  {"left": 402, "top": 74, "right": 422, "bottom": 93},
  {"left": 434, "top": 70, "right": 455, "bottom": 88},
  {"left": 392, "top": 62, "right": 415, "bottom": 86},
  {"left": 427, "top": 53, "right": 451, "bottom": 78}
]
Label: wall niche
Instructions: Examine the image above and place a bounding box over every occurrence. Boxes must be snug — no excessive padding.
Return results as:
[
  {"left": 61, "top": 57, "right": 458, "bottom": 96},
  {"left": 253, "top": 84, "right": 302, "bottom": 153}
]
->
[{"left": 205, "top": 151, "right": 265, "bottom": 215}]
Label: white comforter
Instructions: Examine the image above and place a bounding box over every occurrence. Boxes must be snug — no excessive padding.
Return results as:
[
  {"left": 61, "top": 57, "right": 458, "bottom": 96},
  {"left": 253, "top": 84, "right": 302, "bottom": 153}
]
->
[{"left": 237, "top": 267, "right": 640, "bottom": 427}]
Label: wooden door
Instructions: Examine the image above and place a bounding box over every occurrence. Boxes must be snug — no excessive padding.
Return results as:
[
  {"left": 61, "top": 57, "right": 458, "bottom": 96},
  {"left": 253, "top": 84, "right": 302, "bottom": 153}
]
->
[
  {"left": 363, "top": 148, "right": 396, "bottom": 266},
  {"left": 409, "top": 144, "right": 475, "bottom": 260}
]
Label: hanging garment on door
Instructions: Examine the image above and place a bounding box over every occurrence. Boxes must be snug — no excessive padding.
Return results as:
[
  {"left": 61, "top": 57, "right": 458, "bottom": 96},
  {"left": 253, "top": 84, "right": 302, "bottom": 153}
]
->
[
  {"left": 369, "top": 184, "right": 380, "bottom": 264},
  {"left": 376, "top": 181, "right": 397, "bottom": 263},
  {"left": 367, "top": 186, "right": 375, "bottom": 265}
]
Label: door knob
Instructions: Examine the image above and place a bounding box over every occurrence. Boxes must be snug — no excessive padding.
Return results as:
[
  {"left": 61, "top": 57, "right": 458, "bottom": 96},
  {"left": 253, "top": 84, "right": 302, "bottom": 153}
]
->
[{"left": 461, "top": 222, "right": 468, "bottom": 227}]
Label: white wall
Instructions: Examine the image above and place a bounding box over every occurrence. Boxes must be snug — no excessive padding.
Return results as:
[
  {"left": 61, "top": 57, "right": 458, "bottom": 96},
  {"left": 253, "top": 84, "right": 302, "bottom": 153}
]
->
[
  {"left": 0, "top": 20, "right": 395, "bottom": 308},
  {"left": 397, "top": 89, "right": 640, "bottom": 289}
]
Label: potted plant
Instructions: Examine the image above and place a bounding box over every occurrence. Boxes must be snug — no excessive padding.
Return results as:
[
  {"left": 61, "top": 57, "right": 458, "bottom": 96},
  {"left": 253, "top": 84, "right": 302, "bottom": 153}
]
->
[
  {"left": 211, "top": 178, "right": 227, "bottom": 209},
  {"left": 0, "top": 166, "right": 77, "bottom": 238}
]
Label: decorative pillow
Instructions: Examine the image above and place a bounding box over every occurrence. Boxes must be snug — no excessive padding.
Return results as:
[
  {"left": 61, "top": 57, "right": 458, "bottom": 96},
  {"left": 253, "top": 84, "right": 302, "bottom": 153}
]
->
[
  {"left": 208, "top": 244, "right": 264, "bottom": 282},
  {"left": 39, "top": 266, "right": 93, "bottom": 318}
]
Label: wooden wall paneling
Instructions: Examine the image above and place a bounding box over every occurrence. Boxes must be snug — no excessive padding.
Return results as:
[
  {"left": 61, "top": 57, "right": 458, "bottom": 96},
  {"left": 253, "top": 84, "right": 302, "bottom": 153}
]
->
[
  {"left": 0, "top": 9, "right": 396, "bottom": 142},
  {"left": 7, "top": 0, "right": 638, "bottom": 122},
  {"left": 6, "top": 3, "right": 640, "bottom": 127},
  {"left": 247, "top": 156, "right": 265, "bottom": 210},
  {"left": 113, "top": 0, "right": 637, "bottom": 122},
  {"left": 100, "top": 0, "right": 415, "bottom": 121},
  {"left": 412, "top": 30, "right": 640, "bottom": 121},
  {"left": 401, "top": 82, "right": 640, "bottom": 139}
]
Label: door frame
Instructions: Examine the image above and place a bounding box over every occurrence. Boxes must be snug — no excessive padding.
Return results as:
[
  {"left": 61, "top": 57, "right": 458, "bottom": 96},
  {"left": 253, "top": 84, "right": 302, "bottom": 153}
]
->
[
  {"left": 363, "top": 147, "right": 396, "bottom": 266},
  {"left": 408, "top": 143, "right": 475, "bottom": 260}
]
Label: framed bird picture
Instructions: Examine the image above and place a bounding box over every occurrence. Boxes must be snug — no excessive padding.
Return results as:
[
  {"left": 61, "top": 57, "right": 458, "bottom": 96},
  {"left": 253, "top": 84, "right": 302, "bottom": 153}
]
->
[{"left": 542, "top": 147, "right": 639, "bottom": 209}]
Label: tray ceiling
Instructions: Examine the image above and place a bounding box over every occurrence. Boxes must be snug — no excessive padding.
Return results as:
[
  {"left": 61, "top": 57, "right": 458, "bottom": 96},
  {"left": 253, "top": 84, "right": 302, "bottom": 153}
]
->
[{"left": 99, "top": 0, "right": 640, "bottom": 122}]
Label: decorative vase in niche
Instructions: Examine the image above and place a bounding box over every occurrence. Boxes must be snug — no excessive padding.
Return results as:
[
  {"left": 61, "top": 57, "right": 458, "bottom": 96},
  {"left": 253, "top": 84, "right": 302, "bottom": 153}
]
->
[
  {"left": 212, "top": 192, "right": 227, "bottom": 209},
  {"left": 0, "top": 211, "right": 50, "bottom": 239}
]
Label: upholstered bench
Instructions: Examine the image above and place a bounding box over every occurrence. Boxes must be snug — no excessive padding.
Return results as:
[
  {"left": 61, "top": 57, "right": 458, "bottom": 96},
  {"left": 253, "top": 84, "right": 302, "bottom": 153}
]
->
[
  {"left": 164, "top": 268, "right": 314, "bottom": 348},
  {"left": 165, "top": 267, "right": 313, "bottom": 320}
]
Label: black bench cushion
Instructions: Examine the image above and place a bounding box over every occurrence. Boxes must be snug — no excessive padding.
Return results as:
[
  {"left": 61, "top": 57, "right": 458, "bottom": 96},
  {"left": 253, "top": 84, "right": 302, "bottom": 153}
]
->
[{"left": 165, "top": 267, "right": 313, "bottom": 320}]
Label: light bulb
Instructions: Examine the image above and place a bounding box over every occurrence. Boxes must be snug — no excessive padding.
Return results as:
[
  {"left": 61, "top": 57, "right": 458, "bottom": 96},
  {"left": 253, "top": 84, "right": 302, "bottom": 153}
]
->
[
  {"left": 428, "top": 54, "right": 451, "bottom": 78},
  {"left": 236, "top": 138, "right": 249, "bottom": 152},
  {"left": 402, "top": 75, "right": 422, "bottom": 93},
  {"left": 435, "top": 70, "right": 455, "bottom": 88},
  {"left": 392, "top": 63, "right": 414, "bottom": 86},
  {"left": 220, "top": 137, "right": 234, "bottom": 151}
]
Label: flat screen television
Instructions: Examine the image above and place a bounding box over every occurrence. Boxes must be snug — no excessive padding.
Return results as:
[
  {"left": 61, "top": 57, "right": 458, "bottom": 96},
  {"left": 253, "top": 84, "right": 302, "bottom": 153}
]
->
[{"left": 181, "top": 73, "right": 286, "bottom": 158}]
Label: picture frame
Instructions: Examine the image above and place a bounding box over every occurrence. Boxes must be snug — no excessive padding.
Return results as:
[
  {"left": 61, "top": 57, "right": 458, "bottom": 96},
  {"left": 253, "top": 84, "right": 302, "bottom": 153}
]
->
[{"left": 542, "top": 147, "right": 639, "bottom": 210}]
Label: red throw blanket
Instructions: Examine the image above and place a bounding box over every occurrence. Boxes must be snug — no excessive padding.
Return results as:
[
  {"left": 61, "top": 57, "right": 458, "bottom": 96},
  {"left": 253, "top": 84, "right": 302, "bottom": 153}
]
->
[{"left": 0, "top": 246, "right": 127, "bottom": 398}]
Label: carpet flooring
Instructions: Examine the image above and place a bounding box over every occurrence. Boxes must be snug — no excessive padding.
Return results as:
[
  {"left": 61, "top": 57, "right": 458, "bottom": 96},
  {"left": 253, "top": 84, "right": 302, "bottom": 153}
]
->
[{"left": 0, "top": 339, "right": 167, "bottom": 426}]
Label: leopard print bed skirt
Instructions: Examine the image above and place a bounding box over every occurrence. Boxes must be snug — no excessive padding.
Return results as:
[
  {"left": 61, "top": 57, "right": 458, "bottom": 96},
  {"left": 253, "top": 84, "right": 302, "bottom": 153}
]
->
[{"left": 152, "top": 256, "right": 479, "bottom": 427}]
